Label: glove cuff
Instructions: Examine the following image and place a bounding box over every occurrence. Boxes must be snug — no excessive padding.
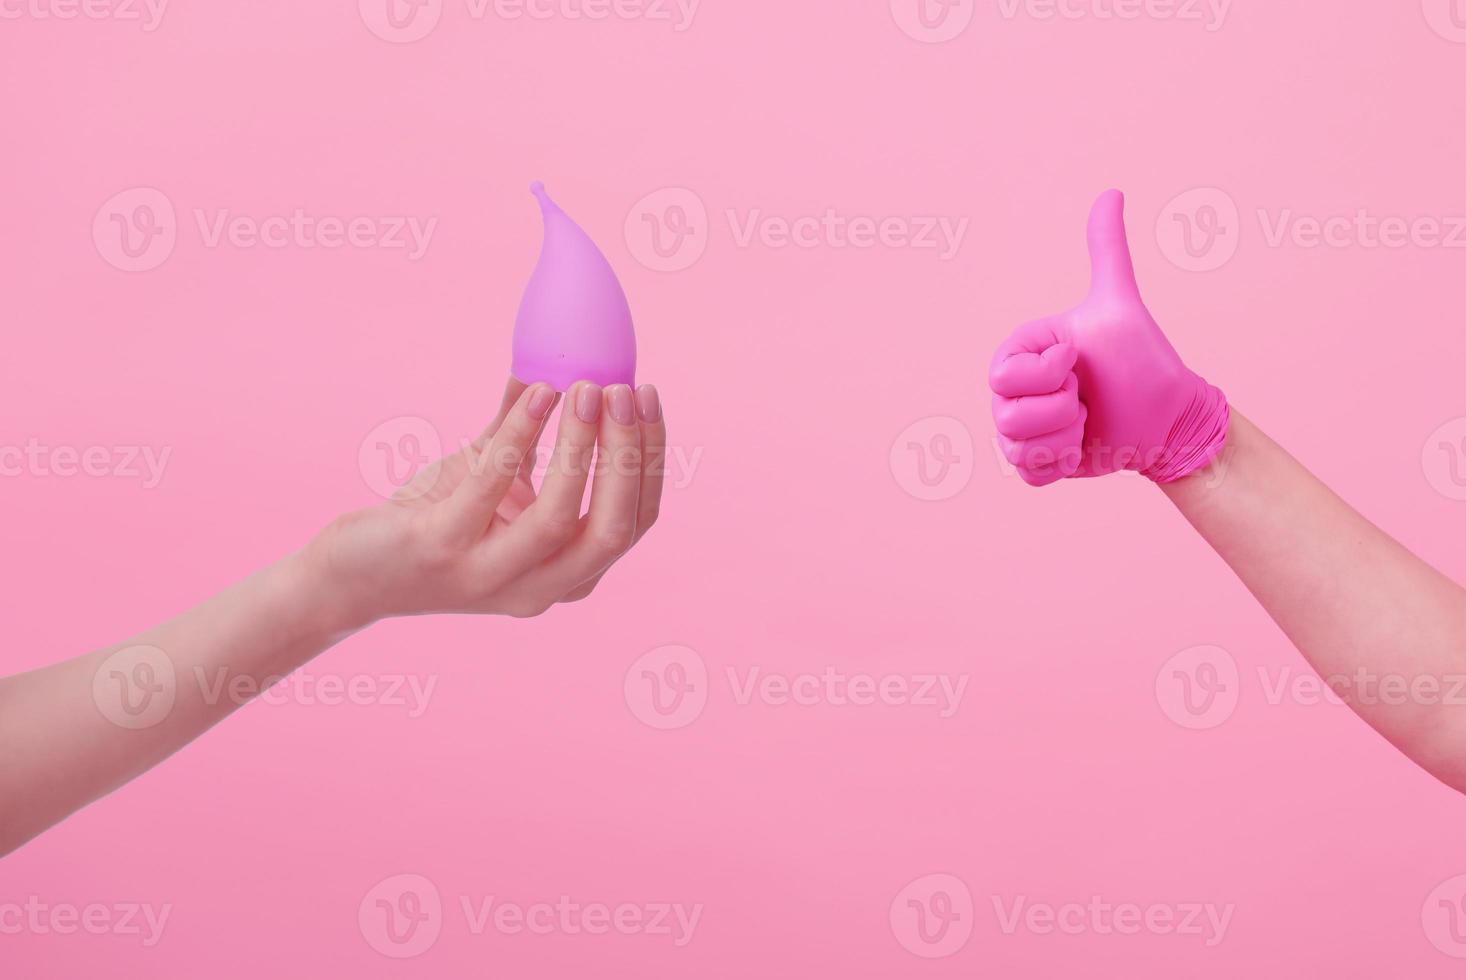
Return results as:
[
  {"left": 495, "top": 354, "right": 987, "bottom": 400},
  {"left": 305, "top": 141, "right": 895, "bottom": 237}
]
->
[{"left": 1143, "top": 379, "right": 1230, "bottom": 485}]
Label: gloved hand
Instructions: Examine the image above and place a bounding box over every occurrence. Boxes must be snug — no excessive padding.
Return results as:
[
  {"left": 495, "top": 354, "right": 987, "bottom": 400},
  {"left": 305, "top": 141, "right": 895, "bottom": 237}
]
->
[{"left": 989, "top": 190, "right": 1229, "bottom": 487}]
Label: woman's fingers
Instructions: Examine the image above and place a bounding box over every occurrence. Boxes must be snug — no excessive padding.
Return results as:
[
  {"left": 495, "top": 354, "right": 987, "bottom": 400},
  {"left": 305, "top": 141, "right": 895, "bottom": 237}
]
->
[
  {"left": 522, "top": 383, "right": 644, "bottom": 592},
  {"left": 467, "top": 380, "right": 665, "bottom": 612},
  {"left": 991, "top": 317, "right": 1085, "bottom": 486},
  {"left": 992, "top": 372, "right": 1082, "bottom": 441},
  {"left": 582, "top": 384, "right": 645, "bottom": 557},
  {"left": 998, "top": 402, "right": 1088, "bottom": 487},
  {"left": 990, "top": 318, "right": 1076, "bottom": 398},
  {"left": 478, "top": 377, "right": 530, "bottom": 441},
  {"left": 559, "top": 383, "right": 665, "bottom": 602},
  {"left": 477, "top": 377, "right": 558, "bottom": 497},
  {"left": 538, "top": 383, "right": 604, "bottom": 517},
  {"left": 483, "top": 383, "right": 603, "bottom": 569},
  {"left": 628, "top": 385, "right": 665, "bottom": 545},
  {"left": 439, "top": 383, "right": 557, "bottom": 544}
]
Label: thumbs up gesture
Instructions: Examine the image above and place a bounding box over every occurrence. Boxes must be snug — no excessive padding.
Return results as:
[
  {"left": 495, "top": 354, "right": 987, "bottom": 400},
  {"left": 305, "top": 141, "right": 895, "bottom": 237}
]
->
[{"left": 989, "top": 190, "right": 1230, "bottom": 486}]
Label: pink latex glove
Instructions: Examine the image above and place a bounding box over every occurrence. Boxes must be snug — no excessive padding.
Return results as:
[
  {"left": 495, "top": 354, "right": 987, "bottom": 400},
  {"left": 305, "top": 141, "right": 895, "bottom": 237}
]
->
[{"left": 989, "top": 190, "right": 1229, "bottom": 487}]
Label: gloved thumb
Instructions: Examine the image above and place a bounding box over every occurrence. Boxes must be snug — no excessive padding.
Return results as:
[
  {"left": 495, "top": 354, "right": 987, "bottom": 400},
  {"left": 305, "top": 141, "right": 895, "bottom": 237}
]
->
[{"left": 1086, "top": 189, "right": 1141, "bottom": 303}]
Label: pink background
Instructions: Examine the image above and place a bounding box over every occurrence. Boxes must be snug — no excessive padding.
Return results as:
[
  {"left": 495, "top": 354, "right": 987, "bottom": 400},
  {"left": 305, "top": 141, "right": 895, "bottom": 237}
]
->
[{"left": 6, "top": 0, "right": 1466, "bottom": 975}]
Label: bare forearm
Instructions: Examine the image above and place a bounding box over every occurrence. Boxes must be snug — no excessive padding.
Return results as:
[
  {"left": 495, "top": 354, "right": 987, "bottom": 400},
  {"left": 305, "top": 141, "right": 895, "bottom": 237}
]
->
[
  {"left": 0, "top": 379, "right": 665, "bottom": 857},
  {"left": 0, "top": 549, "right": 358, "bottom": 856},
  {"left": 1162, "top": 411, "right": 1466, "bottom": 790}
]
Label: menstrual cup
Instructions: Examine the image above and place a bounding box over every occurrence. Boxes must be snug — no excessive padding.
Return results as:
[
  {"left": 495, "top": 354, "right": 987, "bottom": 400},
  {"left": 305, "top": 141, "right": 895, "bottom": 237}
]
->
[{"left": 511, "top": 182, "right": 637, "bottom": 392}]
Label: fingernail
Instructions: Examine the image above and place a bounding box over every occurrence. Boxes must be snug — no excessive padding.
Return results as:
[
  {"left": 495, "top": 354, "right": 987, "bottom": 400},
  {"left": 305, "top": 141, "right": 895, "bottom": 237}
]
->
[
  {"left": 635, "top": 384, "right": 661, "bottom": 423},
  {"left": 606, "top": 384, "right": 635, "bottom": 426},
  {"left": 527, "top": 384, "right": 556, "bottom": 421},
  {"left": 575, "top": 383, "right": 603, "bottom": 424}
]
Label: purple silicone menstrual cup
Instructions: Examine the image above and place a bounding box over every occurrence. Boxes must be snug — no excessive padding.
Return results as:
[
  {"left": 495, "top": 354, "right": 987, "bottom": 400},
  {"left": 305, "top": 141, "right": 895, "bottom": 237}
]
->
[{"left": 511, "top": 181, "right": 637, "bottom": 391}]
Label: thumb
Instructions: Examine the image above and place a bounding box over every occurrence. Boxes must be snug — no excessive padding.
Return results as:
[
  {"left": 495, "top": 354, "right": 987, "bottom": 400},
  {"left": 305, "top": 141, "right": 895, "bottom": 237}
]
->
[{"left": 1086, "top": 189, "right": 1141, "bottom": 301}]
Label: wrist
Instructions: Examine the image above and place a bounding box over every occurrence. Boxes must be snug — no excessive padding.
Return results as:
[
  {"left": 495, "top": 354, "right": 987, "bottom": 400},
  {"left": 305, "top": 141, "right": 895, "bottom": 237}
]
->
[
  {"left": 1142, "top": 376, "right": 1230, "bottom": 485},
  {"left": 1159, "top": 409, "right": 1249, "bottom": 502},
  {"left": 298, "top": 520, "right": 386, "bottom": 637}
]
